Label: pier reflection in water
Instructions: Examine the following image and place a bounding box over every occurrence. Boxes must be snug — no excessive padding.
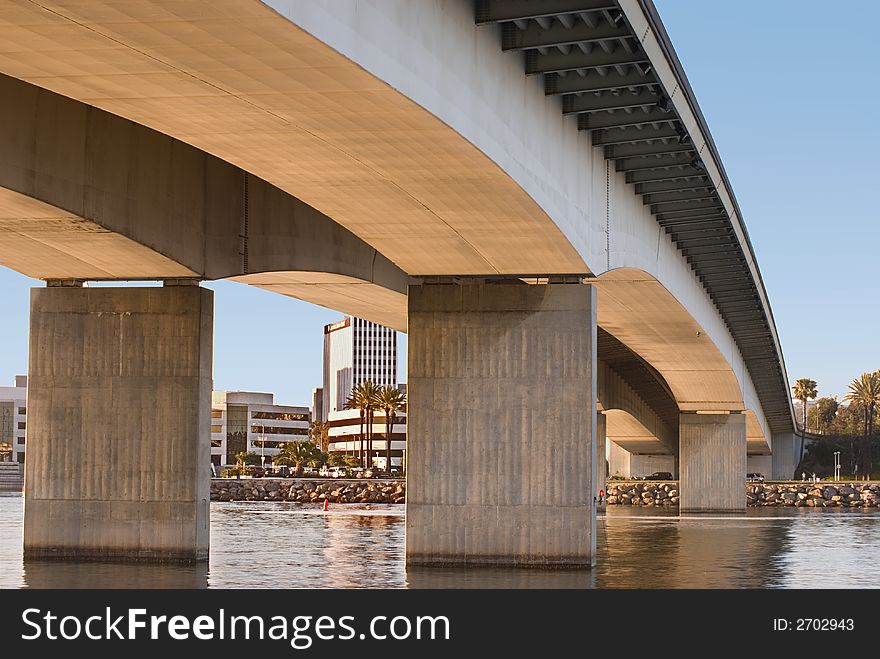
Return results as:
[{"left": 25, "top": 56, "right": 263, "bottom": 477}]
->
[{"left": 1, "top": 496, "right": 877, "bottom": 589}]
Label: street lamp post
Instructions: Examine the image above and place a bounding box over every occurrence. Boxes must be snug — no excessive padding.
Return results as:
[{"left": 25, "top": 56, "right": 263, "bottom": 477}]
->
[{"left": 833, "top": 451, "right": 841, "bottom": 482}]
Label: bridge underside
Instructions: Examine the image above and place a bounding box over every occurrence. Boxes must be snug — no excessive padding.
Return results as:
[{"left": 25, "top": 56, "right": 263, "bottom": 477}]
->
[{"left": 0, "top": 0, "right": 793, "bottom": 565}]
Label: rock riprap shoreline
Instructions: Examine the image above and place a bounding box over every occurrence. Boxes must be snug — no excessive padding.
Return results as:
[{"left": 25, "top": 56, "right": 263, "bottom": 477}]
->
[
  {"left": 213, "top": 479, "right": 878, "bottom": 508},
  {"left": 604, "top": 481, "right": 879, "bottom": 507},
  {"left": 747, "top": 482, "right": 878, "bottom": 507},
  {"left": 605, "top": 482, "right": 678, "bottom": 506},
  {"left": 212, "top": 478, "right": 405, "bottom": 503}
]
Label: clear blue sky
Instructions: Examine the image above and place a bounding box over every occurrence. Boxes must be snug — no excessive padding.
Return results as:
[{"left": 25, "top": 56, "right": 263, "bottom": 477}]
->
[{"left": 0, "top": 1, "right": 875, "bottom": 404}]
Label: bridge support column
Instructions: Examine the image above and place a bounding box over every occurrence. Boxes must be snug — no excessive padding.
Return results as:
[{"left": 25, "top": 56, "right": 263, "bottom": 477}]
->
[
  {"left": 406, "top": 281, "right": 597, "bottom": 568},
  {"left": 771, "top": 432, "right": 799, "bottom": 481},
  {"left": 679, "top": 412, "right": 746, "bottom": 512},
  {"left": 24, "top": 285, "right": 213, "bottom": 562},
  {"left": 596, "top": 411, "right": 607, "bottom": 510}
]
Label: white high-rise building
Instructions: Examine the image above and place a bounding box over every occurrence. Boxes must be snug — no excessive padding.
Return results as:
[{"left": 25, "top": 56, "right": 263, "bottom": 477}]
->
[{"left": 322, "top": 317, "right": 397, "bottom": 422}]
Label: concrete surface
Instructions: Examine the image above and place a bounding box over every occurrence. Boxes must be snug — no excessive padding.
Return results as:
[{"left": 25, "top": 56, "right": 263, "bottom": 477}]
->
[
  {"left": 679, "top": 412, "right": 747, "bottom": 512},
  {"left": 406, "top": 282, "right": 597, "bottom": 568},
  {"left": 24, "top": 285, "right": 213, "bottom": 562}
]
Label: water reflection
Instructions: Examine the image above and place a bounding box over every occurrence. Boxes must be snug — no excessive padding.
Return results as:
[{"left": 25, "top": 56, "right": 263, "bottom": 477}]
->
[
  {"left": 406, "top": 567, "right": 594, "bottom": 589},
  {"left": 207, "top": 502, "right": 405, "bottom": 589},
  {"left": 23, "top": 560, "right": 208, "bottom": 589},
  {"left": 0, "top": 496, "right": 877, "bottom": 589},
  {"left": 597, "top": 509, "right": 792, "bottom": 588}
]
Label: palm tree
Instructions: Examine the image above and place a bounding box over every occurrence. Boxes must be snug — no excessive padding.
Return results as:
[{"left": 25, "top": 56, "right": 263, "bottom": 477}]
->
[
  {"left": 844, "top": 371, "right": 880, "bottom": 477},
  {"left": 345, "top": 387, "right": 367, "bottom": 466},
  {"left": 308, "top": 419, "right": 330, "bottom": 453},
  {"left": 375, "top": 385, "right": 406, "bottom": 474},
  {"left": 361, "top": 381, "right": 381, "bottom": 468},
  {"left": 345, "top": 380, "right": 381, "bottom": 468},
  {"left": 792, "top": 377, "right": 818, "bottom": 478},
  {"left": 274, "top": 440, "right": 321, "bottom": 477}
]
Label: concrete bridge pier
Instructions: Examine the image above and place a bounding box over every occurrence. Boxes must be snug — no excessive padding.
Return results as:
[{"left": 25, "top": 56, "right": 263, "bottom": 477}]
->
[
  {"left": 23, "top": 283, "right": 213, "bottom": 562},
  {"left": 405, "top": 280, "right": 597, "bottom": 568},
  {"left": 679, "top": 412, "right": 746, "bottom": 512}
]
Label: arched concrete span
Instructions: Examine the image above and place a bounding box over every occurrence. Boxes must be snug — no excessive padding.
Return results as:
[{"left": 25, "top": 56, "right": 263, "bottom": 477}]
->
[
  {"left": 595, "top": 267, "right": 769, "bottom": 448},
  {"left": 0, "top": 74, "right": 408, "bottom": 329},
  {"left": 598, "top": 360, "right": 675, "bottom": 453},
  {"left": 0, "top": 0, "right": 792, "bottom": 438}
]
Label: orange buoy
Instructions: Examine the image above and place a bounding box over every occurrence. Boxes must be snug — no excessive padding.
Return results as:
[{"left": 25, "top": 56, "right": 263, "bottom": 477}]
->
[{"left": 323, "top": 499, "right": 329, "bottom": 512}]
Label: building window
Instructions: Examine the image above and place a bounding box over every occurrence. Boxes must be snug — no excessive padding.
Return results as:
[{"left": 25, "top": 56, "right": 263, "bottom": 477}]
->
[
  {"left": 17, "top": 437, "right": 25, "bottom": 445},
  {"left": 211, "top": 439, "right": 223, "bottom": 448},
  {"left": 211, "top": 424, "right": 223, "bottom": 433},
  {"left": 250, "top": 425, "right": 308, "bottom": 436},
  {"left": 251, "top": 411, "right": 309, "bottom": 421},
  {"left": 226, "top": 405, "right": 248, "bottom": 459},
  {"left": 18, "top": 407, "right": 26, "bottom": 415},
  {"left": 253, "top": 439, "right": 304, "bottom": 450},
  {"left": 17, "top": 453, "right": 25, "bottom": 463},
  {"left": 211, "top": 410, "right": 223, "bottom": 419},
  {"left": 17, "top": 422, "right": 25, "bottom": 430}
]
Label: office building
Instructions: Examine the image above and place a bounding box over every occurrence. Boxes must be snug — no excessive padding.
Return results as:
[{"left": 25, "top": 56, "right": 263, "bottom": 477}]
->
[
  {"left": 211, "top": 391, "right": 310, "bottom": 468},
  {"left": 322, "top": 316, "right": 397, "bottom": 422},
  {"left": 326, "top": 408, "right": 407, "bottom": 471},
  {"left": 0, "top": 376, "right": 27, "bottom": 465},
  {"left": 311, "top": 387, "right": 323, "bottom": 426}
]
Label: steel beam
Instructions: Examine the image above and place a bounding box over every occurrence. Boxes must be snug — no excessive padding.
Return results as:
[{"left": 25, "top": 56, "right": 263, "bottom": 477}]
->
[
  {"left": 592, "top": 123, "right": 681, "bottom": 146},
  {"left": 615, "top": 152, "right": 696, "bottom": 173},
  {"left": 606, "top": 141, "right": 694, "bottom": 159},
  {"left": 577, "top": 106, "right": 675, "bottom": 130},
  {"left": 563, "top": 89, "right": 659, "bottom": 114},
  {"left": 476, "top": 0, "right": 617, "bottom": 24},
  {"left": 502, "top": 18, "right": 630, "bottom": 50},
  {"left": 625, "top": 164, "right": 704, "bottom": 181},
  {"left": 643, "top": 188, "right": 717, "bottom": 204},
  {"left": 546, "top": 69, "right": 656, "bottom": 95},
  {"left": 655, "top": 205, "right": 724, "bottom": 221},
  {"left": 525, "top": 48, "right": 648, "bottom": 75},
  {"left": 635, "top": 177, "right": 711, "bottom": 194},
  {"left": 651, "top": 198, "right": 721, "bottom": 214}
]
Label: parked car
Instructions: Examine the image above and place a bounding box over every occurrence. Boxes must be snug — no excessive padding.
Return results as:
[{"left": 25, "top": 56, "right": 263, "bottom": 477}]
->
[
  {"left": 643, "top": 471, "right": 673, "bottom": 481},
  {"left": 746, "top": 472, "right": 765, "bottom": 483}
]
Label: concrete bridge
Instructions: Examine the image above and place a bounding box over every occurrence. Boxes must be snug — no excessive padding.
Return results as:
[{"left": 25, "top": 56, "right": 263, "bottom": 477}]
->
[{"left": 0, "top": 0, "right": 797, "bottom": 567}]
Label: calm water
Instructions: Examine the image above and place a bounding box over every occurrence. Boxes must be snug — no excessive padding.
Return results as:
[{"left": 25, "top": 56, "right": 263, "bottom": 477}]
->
[{"left": 1, "top": 494, "right": 877, "bottom": 589}]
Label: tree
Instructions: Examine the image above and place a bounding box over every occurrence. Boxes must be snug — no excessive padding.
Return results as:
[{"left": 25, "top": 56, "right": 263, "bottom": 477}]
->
[
  {"left": 328, "top": 452, "right": 359, "bottom": 468},
  {"left": 273, "top": 440, "right": 322, "bottom": 477},
  {"left": 791, "top": 377, "right": 818, "bottom": 478},
  {"left": 376, "top": 385, "right": 406, "bottom": 473},
  {"left": 808, "top": 396, "right": 838, "bottom": 434},
  {"left": 345, "top": 380, "right": 381, "bottom": 468},
  {"left": 235, "top": 451, "right": 262, "bottom": 468},
  {"left": 844, "top": 371, "right": 880, "bottom": 477},
  {"left": 0, "top": 442, "right": 11, "bottom": 462},
  {"left": 307, "top": 451, "right": 329, "bottom": 469},
  {"left": 308, "top": 419, "right": 330, "bottom": 453}
]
